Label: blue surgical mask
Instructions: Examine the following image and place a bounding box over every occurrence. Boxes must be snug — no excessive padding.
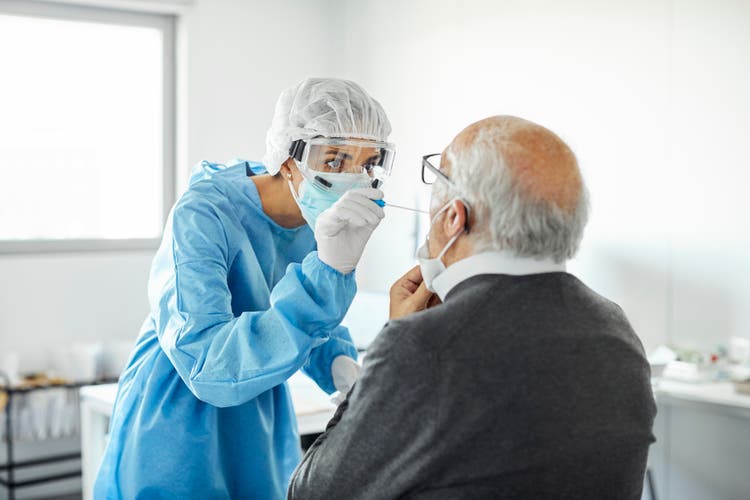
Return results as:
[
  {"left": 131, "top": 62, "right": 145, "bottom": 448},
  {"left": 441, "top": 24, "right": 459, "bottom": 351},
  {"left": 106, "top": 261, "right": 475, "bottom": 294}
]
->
[{"left": 288, "top": 171, "right": 371, "bottom": 229}]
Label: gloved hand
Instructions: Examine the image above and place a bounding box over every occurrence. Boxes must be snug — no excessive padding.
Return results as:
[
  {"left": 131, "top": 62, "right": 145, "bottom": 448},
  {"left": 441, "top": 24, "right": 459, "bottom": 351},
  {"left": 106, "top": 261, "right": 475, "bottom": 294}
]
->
[
  {"left": 330, "top": 355, "right": 361, "bottom": 405},
  {"left": 315, "top": 188, "right": 385, "bottom": 274}
]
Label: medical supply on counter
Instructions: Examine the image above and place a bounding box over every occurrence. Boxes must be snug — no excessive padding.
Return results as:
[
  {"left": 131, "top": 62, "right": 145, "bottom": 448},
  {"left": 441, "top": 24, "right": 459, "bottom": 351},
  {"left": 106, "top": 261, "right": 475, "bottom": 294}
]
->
[
  {"left": 650, "top": 343, "right": 750, "bottom": 384},
  {"left": 662, "top": 360, "right": 715, "bottom": 383}
]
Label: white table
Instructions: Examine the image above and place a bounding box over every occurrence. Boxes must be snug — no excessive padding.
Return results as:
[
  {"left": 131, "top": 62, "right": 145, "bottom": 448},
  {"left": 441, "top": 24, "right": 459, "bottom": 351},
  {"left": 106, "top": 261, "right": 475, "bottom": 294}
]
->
[
  {"left": 653, "top": 379, "right": 750, "bottom": 419},
  {"left": 79, "top": 372, "right": 337, "bottom": 500}
]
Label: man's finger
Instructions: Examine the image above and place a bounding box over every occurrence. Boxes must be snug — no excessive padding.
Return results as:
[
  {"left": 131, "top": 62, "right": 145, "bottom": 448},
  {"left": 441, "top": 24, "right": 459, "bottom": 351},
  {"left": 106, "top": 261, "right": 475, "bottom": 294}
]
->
[
  {"left": 409, "top": 281, "right": 433, "bottom": 305},
  {"left": 391, "top": 265, "right": 423, "bottom": 296},
  {"left": 426, "top": 292, "right": 443, "bottom": 309},
  {"left": 401, "top": 265, "right": 424, "bottom": 287}
]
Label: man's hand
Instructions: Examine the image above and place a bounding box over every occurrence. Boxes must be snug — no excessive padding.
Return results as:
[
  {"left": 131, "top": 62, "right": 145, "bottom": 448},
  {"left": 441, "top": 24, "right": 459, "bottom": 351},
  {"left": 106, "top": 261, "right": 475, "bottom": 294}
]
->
[{"left": 389, "top": 265, "right": 440, "bottom": 320}]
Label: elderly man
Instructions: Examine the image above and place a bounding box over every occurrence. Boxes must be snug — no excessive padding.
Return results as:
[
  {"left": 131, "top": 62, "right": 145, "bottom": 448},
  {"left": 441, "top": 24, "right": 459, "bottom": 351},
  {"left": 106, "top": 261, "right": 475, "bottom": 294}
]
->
[{"left": 287, "top": 115, "right": 656, "bottom": 500}]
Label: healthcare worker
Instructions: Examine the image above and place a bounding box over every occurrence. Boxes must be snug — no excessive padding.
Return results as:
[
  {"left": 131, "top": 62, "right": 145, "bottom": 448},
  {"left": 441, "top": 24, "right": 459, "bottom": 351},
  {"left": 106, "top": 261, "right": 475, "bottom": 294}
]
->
[{"left": 94, "top": 78, "right": 395, "bottom": 499}]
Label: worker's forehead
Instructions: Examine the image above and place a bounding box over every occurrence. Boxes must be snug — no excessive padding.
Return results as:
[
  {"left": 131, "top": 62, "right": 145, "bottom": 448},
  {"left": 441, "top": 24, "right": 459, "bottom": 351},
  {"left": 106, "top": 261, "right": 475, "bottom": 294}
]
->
[{"left": 311, "top": 143, "right": 382, "bottom": 157}]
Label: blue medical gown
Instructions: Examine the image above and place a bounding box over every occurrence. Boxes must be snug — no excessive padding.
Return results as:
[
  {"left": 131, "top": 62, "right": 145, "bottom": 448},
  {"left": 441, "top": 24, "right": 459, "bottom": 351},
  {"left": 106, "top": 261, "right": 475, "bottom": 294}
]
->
[{"left": 94, "top": 160, "right": 358, "bottom": 499}]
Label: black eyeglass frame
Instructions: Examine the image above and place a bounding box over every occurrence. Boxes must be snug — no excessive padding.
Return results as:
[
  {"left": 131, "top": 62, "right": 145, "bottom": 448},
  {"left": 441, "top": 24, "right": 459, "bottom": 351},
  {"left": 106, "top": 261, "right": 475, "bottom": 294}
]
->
[
  {"left": 420, "top": 153, "right": 471, "bottom": 233},
  {"left": 421, "top": 153, "right": 452, "bottom": 185}
]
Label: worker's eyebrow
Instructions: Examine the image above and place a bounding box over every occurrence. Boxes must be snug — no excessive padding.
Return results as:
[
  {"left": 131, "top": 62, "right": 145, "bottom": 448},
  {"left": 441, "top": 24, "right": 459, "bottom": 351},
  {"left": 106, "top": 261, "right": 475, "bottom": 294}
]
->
[
  {"left": 365, "top": 153, "right": 381, "bottom": 163},
  {"left": 325, "top": 149, "right": 353, "bottom": 160}
]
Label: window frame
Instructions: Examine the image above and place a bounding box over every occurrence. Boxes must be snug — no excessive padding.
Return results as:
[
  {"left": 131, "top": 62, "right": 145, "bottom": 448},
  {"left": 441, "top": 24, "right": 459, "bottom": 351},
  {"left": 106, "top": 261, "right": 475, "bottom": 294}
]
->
[{"left": 0, "top": 0, "right": 177, "bottom": 254}]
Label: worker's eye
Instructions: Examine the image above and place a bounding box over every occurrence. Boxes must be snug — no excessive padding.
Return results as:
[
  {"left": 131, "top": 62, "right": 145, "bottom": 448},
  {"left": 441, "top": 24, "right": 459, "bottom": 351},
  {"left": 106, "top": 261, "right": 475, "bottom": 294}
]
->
[
  {"left": 325, "top": 158, "right": 343, "bottom": 171},
  {"left": 362, "top": 158, "right": 381, "bottom": 173}
]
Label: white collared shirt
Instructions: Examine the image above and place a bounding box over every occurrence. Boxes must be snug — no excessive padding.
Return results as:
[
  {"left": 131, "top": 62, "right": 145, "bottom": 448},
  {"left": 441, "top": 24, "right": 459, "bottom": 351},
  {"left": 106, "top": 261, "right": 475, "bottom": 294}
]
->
[{"left": 431, "top": 251, "right": 567, "bottom": 302}]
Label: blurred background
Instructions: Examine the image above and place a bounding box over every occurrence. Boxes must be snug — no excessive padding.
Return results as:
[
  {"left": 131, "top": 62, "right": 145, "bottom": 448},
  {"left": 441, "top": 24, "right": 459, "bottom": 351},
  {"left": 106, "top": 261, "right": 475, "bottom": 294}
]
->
[{"left": 0, "top": 0, "right": 749, "bottom": 498}]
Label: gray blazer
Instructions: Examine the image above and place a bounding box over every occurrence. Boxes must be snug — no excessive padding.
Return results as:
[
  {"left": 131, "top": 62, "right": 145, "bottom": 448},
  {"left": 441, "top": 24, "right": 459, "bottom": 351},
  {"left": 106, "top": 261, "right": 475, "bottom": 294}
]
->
[{"left": 288, "top": 272, "right": 656, "bottom": 500}]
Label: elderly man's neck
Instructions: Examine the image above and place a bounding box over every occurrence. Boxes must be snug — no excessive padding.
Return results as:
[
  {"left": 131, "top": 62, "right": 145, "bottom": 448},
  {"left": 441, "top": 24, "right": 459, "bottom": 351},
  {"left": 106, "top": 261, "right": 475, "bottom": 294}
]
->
[{"left": 442, "top": 237, "right": 475, "bottom": 268}]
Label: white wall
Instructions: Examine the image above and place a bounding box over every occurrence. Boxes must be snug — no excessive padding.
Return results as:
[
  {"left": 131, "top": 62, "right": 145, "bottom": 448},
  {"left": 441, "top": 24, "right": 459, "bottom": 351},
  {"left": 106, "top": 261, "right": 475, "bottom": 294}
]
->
[
  {"left": 0, "top": 252, "right": 152, "bottom": 372},
  {"left": 668, "top": 0, "right": 750, "bottom": 351},
  {"left": 0, "top": 0, "right": 337, "bottom": 373},
  {"left": 340, "top": 0, "right": 750, "bottom": 355},
  {"left": 182, "top": 0, "right": 339, "bottom": 184}
]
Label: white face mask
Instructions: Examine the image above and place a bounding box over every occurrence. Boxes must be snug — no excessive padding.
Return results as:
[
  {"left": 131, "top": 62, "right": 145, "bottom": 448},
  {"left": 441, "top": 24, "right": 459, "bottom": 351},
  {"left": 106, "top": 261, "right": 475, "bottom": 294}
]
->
[{"left": 416, "top": 199, "right": 463, "bottom": 292}]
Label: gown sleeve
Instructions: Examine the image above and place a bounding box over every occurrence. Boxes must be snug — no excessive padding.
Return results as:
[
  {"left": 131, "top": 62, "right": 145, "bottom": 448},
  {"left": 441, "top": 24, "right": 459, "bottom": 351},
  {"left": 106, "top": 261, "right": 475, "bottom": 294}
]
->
[
  {"left": 302, "top": 325, "right": 358, "bottom": 394},
  {"left": 152, "top": 190, "right": 357, "bottom": 408}
]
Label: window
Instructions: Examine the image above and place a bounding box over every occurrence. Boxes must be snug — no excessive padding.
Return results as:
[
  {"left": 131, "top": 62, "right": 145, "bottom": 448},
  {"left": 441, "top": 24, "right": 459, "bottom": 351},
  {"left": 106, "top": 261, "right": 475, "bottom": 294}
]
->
[{"left": 0, "top": 1, "right": 176, "bottom": 252}]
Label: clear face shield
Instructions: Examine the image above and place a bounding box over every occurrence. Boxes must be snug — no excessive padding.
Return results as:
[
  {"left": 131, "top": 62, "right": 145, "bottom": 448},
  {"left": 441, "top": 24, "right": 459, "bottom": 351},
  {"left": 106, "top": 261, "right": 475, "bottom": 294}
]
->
[{"left": 289, "top": 137, "right": 396, "bottom": 195}]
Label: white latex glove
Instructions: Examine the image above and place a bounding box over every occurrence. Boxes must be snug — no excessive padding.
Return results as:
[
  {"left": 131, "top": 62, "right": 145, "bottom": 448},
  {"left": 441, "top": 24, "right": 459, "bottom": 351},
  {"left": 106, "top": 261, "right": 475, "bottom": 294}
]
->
[
  {"left": 315, "top": 188, "right": 385, "bottom": 274},
  {"left": 330, "top": 355, "right": 361, "bottom": 405}
]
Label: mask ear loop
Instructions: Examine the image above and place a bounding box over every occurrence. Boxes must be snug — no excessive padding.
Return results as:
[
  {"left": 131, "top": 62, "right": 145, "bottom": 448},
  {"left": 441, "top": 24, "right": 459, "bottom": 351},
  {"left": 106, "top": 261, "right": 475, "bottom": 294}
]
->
[
  {"left": 431, "top": 198, "right": 470, "bottom": 234},
  {"left": 436, "top": 231, "right": 461, "bottom": 262},
  {"left": 287, "top": 172, "right": 302, "bottom": 204}
]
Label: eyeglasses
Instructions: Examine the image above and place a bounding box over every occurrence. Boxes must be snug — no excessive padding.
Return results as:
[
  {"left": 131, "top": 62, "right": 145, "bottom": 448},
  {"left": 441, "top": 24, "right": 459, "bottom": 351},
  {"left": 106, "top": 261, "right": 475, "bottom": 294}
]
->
[
  {"left": 421, "top": 153, "right": 451, "bottom": 185},
  {"left": 421, "top": 152, "right": 471, "bottom": 233}
]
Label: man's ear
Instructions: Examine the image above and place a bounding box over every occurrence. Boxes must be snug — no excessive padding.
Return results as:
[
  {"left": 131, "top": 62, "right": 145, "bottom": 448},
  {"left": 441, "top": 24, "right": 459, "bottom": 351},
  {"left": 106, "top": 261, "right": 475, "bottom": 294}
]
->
[{"left": 442, "top": 199, "right": 467, "bottom": 238}]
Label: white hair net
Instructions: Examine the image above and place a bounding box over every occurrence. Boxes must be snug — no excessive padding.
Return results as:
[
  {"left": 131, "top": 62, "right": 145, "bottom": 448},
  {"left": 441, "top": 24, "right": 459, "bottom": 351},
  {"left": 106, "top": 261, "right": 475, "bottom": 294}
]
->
[{"left": 263, "top": 77, "right": 392, "bottom": 174}]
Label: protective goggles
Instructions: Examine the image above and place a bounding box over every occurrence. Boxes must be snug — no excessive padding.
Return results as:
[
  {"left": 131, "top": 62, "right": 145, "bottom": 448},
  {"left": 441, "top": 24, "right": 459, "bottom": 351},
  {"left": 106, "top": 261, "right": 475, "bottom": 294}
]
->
[{"left": 289, "top": 137, "right": 396, "bottom": 190}]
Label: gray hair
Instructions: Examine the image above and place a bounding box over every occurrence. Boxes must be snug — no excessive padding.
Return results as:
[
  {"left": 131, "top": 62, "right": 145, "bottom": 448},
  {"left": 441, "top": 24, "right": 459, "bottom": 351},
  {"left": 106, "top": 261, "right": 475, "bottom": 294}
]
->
[{"left": 435, "top": 126, "right": 589, "bottom": 263}]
